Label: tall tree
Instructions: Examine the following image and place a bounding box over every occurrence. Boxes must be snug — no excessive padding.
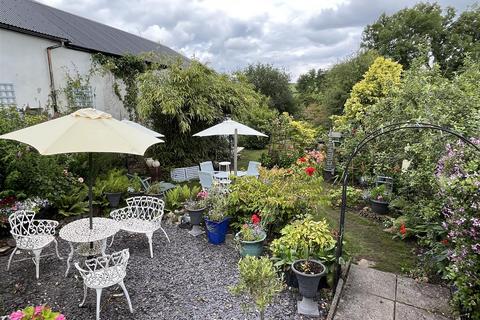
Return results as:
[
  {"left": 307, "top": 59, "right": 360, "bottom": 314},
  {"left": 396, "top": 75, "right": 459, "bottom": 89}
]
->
[
  {"left": 242, "top": 63, "right": 297, "bottom": 114},
  {"left": 362, "top": 3, "right": 480, "bottom": 75}
]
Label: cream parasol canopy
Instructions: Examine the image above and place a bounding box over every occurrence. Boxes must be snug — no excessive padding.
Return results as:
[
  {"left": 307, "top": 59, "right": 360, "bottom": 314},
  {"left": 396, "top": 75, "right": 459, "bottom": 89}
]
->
[
  {"left": 193, "top": 118, "right": 267, "bottom": 175},
  {"left": 0, "top": 108, "right": 164, "bottom": 229}
]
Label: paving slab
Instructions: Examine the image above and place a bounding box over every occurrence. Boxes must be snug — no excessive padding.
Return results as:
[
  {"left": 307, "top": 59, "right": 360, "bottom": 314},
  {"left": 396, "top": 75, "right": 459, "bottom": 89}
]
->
[
  {"left": 334, "top": 289, "right": 394, "bottom": 320},
  {"left": 345, "top": 264, "right": 396, "bottom": 300},
  {"left": 396, "top": 276, "right": 452, "bottom": 316},
  {"left": 395, "top": 302, "right": 451, "bottom": 320}
]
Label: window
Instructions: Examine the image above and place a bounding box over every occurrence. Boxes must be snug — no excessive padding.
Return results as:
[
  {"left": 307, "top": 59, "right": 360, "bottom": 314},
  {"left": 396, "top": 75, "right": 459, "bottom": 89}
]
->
[
  {"left": 73, "top": 85, "right": 94, "bottom": 108},
  {"left": 0, "top": 83, "right": 16, "bottom": 106}
]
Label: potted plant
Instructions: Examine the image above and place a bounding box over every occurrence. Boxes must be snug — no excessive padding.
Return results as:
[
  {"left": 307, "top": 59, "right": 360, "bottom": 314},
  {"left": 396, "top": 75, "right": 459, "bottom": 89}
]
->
[
  {"left": 8, "top": 305, "right": 65, "bottom": 320},
  {"left": 97, "top": 169, "right": 130, "bottom": 208},
  {"left": 204, "top": 185, "right": 230, "bottom": 245},
  {"left": 235, "top": 212, "right": 266, "bottom": 257},
  {"left": 146, "top": 182, "right": 163, "bottom": 199},
  {"left": 127, "top": 174, "right": 144, "bottom": 197},
  {"left": 270, "top": 218, "right": 337, "bottom": 289},
  {"left": 369, "top": 184, "right": 392, "bottom": 214},
  {"left": 230, "top": 256, "right": 283, "bottom": 320},
  {"left": 292, "top": 255, "right": 327, "bottom": 316},
  {"left": 185, "top": 190, "right": 208, "bottom": 236}
]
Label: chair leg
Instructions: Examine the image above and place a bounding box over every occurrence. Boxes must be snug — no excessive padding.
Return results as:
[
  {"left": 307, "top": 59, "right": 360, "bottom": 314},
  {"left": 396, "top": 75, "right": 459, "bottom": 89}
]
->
[
  {"left": 146, "top": 232, "right": 154, "bottom": 258},
  {"left": 32, "top": 249, "right": 42, "bottom": 279},
  {"left": 53, "top": 238, "right": 62, "bottom": 260},
  {"left": 108, "top": 235, "right": 115, "bottom": 248},
  {"left": 119, "top": 280, "right": 133, "bottom": 313},
  {"left": 159, "top": 226, "right": 171, "bottom": 243},
  {"left": 6, "top": 247, "right": 18, "bottom": 271},
  {"left": 79, "top": 284, "right": 87, "bottom": 307},
  {"left": 95, "top": 288, "right": 103, "bottom": 320}
]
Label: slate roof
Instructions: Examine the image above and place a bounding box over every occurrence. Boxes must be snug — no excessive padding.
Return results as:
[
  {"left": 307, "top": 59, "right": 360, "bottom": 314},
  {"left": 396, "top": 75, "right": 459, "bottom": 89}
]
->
[{"left": 0, "top": 0, "right": 184, "bottom": 58}]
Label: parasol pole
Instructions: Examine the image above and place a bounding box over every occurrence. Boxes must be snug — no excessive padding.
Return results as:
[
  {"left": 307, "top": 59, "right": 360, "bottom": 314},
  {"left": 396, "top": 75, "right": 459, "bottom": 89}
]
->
[
  {"left": 234, "top": 128, "right": 238, "bottom": 176},
  {"left": 88, "top": 152, "right": 93, "bottom": 230}
]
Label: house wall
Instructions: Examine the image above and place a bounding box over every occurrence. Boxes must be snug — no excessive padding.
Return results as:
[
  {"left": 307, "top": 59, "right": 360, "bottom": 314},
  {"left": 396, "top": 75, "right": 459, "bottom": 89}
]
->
[{"left": 0, "top": 28, "right": 127, "bottom": 119}]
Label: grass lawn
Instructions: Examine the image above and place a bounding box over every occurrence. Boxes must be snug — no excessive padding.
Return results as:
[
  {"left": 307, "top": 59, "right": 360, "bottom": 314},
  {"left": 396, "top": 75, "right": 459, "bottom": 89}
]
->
[
  {"left": 318, "top": 204, "right": 415, "bottom": 274},
  {"left": 237, "top": 148, "right": 266, "bottom": 170}
]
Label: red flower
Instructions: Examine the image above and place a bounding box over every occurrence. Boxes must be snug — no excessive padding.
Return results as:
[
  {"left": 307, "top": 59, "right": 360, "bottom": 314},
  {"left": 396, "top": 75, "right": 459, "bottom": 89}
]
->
[
  {"left": 298, "top": 157, "right": 307, "bottom": 163},
  {"left": 399, "top": 223, "right": 407, "bottom": 235},
  {"left": 251, "top": 213, "right": 261, "bottom": 224},
  {"left": 305, "top": 167, "right": 316, "bottom": 176},
  {"left": 441, "top": 239, "right": 448, "bottom": 245}
]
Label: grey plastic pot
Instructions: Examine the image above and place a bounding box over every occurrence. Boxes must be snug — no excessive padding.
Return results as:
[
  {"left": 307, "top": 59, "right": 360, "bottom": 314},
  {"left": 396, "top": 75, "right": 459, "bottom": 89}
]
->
[
  {"left": 105, "top": 192, "right": 122, "bottom": 208},
  {"left": 292, "top": 259, "right": 326, "bottom": 298},
  {"left": 370, "top": 199, "right": 389, "bottom": 214},
  {"left": 186, "top": 207, "right": 205, "bottom": 225}
]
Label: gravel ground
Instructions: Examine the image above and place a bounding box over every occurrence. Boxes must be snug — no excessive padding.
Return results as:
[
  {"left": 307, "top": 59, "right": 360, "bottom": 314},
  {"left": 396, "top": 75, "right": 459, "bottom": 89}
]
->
[{"left": 0, "top": 222, "right": 328, "bottom": 319}]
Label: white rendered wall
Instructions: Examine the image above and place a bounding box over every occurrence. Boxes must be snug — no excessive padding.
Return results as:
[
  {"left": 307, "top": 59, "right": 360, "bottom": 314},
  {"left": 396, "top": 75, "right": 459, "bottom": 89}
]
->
[{"left": 0, "top": 28, "right": 127, "bottom": 119}]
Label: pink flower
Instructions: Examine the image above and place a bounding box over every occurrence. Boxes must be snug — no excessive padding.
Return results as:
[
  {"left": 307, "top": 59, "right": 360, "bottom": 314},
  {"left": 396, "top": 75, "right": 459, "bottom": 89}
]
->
[
  {"left": 55, "top": 314, "right": 66, "bottom": 320},
  {"left": 9, "top": 310, "right": 24, "bottom": 320},
  {"left": 34, "top": 305, "right": 44, "bottom": 315}
]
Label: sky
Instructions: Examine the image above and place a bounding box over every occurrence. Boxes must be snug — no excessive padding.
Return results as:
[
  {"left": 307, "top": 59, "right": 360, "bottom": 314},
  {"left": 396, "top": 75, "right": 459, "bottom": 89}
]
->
[{"left": 38, "top": 0, "right": 476, "bottom": 81}]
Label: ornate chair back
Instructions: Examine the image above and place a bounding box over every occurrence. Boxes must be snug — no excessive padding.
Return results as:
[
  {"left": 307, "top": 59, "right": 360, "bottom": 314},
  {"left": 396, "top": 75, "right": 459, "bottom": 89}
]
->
[{"left": 125, "top": 196, "right": 165, "bottom": 221}]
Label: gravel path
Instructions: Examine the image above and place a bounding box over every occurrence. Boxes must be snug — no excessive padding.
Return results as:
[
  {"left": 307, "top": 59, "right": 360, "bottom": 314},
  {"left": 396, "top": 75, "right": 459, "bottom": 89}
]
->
[{"left": 0, "top": 223, "right": 328, "bottom": 319}]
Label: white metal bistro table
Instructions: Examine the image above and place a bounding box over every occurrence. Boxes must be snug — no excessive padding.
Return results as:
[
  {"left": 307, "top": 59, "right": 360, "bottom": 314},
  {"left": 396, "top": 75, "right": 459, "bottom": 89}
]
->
[
  {"left": 218, "top": 161, "right": 231, "bottom": 172},
  {"left": 59, "top": 217, "right": 120, "bottom": 277}
]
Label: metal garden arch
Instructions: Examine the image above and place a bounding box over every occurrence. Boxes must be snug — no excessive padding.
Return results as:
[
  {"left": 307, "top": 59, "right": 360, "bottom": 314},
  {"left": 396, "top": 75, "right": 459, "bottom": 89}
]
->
[{"left": 333, "top": 122, "right": 480, "bottom": 291}]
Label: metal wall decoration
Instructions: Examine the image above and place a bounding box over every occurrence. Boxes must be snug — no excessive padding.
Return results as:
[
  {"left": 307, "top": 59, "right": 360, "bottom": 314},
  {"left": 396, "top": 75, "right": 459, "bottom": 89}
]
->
[{"left": 333, "top": 122, "right": 480, "bottom": 292}]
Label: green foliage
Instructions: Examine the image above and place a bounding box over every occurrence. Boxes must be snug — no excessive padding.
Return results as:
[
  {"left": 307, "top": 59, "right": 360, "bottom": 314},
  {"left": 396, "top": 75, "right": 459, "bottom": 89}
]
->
[
  {"left": 332, "top": 57, "right": 403, "bottom": 130},
  {"left": 327, "top": 186, "right": 364, "bottom": 208},
  {"left": 206, "top": 184, "right": 229, "bottom": 221},
  {"left": 262, "top": 113, "right": 318, "bottom": 168},
  {"left": 370, "top": 185, "right": 392, "bottom": 202},
  {"left": 56, "top": 186, "right": 89, "bottom": 217},
  {"left": 137, "top": 59, "right": 271, "bottom": 167},
  {"left": 230, "top": 256, "right": 283, "bottom": 320},
  {"left": 12, "top": 305, "right": 64, "bottom": 320},
  {"left": 229, "top": 167, "right": 326, "bottom": 233},
  {"left": 242, "top": 63, "right": 296, "bottom": 114},
  {"left": 95, "top": 169, "right": 130, "bottom": 194},
  {"left": 270, "top": 218, "right": 337, "bottom": 273},
  {"left": 164, "top": 184, "right": 201, "bottom": 212},
  {"left": 362, "top": 3, "right": 480, "bottom": 75},
  {"left": 146, "top": 182, "right": 163, "bottom": 195}
]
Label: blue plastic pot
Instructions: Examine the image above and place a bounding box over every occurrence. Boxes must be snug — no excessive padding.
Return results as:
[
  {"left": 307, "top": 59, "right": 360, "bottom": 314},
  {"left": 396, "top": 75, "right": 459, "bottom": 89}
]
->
[{"left": 205, "top": 217, "right": 230, "bottom": 245}]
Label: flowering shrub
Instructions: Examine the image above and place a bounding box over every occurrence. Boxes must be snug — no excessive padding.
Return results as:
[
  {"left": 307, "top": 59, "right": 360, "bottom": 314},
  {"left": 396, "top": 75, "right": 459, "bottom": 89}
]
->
[
  {"left": 436, "top": 139, "right": 480, "bottom": 317},
  {"left": 9, "top": 305, "right": 65, "bottom": 320},
  {"left": 0, "top": 197, "right": 49, "bottom": 229},
  {"left": 229, "top": 167, "right": 327, "bottom": 234},
  {"left": 237, "top": 213, "right": 265, "bottom": 241},
  {"left": 185, "top": 190, "right": 209, "bottom": 211}
]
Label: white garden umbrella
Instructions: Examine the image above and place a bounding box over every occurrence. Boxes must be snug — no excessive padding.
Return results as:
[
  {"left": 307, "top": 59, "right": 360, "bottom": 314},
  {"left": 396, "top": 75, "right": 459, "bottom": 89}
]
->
[
  {"left": 121, "top": 119, "right": 164, "bottom": 138},
  {"left": 0, "top": 108, "right": 163, "bottom": 229},
  {"left": 193, "top": 118, "right": 267, "bottom": 175}
]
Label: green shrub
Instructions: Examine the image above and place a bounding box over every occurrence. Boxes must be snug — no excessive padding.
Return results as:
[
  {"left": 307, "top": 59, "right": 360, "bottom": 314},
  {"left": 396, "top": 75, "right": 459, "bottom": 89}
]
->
[
  {"left": 270, "top": 218, "right": 337, "bottom": 277},
  {"left": 164, "top": 184, "right": 201, "bottom": 212},
  {"left": 95, "top": 169, "right": 130, "bottom": 194},
  {"left": 327, "top": 186, "right": 364, "bottom": 207},
  {"left": 230, "top": 256, "right": 284, "bottom": 320}
]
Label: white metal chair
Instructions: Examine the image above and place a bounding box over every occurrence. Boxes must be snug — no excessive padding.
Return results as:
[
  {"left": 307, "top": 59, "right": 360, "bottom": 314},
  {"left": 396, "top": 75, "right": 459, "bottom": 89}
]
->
[
  {"left": 75, "top": 249, "right": 133, "bottom": 320},
  {"left": 200, "top": 161, "right": 219, "bottom": 174},
  {"left": 110, "top": 196, "right": 169, "bottom": 258},
  {"left": 198, "top": 171, "right": 214, "bottom": 190},
  {"left": 7, "top": 210, "right": 62, "bottom": 279}
]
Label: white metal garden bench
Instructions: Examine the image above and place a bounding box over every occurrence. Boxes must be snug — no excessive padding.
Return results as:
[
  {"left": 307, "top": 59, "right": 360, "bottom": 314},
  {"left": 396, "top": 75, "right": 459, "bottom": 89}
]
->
[
  {"left": 7, "top": 210, "right": 62, "bottom": 279},
  {"left": 110, "top": 196, "right": 170, "bottom": 258},
  {"left": 75, "top": 249, "right": 133, "bottom": 320}
]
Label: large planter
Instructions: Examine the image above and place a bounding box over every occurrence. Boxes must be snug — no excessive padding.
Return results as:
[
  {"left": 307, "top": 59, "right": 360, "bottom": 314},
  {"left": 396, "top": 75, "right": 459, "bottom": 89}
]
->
[
  {"left": 235, "top": 231, "right": 266, "bottom": 257},
  {"left": 128, "top": 191, "right": 145, "bottom": 198},
  {"left": 147, "top": 193, "right": 163, "bottom": 199},
  {"left": 105, "top": 192, "right": 122, "bottom": 208},
  {"left": 370, "top": 199, "right": 389, "bottom": 214},
  {"left": 205, "top": 217, "right": 230, "bottom": 245},
  {"left": 292, "top": 259, "right": 326, "bottom": 298}
]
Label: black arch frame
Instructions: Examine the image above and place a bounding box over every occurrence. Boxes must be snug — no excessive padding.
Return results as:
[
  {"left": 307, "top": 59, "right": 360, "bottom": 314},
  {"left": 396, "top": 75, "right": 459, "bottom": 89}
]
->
[{"left": 333, "top": 122, "right": 480, "bottom": 291}]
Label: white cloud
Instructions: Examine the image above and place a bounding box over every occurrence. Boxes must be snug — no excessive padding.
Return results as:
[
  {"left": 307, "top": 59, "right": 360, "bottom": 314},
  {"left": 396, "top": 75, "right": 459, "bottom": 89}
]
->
[{"left": 37, "top": 0, "right": 476, "bottom": 80}]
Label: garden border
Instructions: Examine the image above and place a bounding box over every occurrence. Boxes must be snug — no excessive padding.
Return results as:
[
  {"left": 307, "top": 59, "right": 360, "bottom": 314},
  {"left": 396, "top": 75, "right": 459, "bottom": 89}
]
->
[{"left": 333, "top": 122, "right": 480, "bottom": 292}]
